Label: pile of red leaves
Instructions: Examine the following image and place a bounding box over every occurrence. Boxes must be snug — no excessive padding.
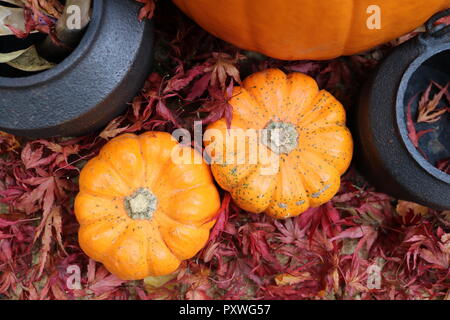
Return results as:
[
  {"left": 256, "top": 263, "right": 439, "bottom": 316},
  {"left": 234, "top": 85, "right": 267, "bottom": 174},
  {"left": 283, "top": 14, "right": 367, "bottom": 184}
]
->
[{"left": 0, "top": 1, "right": 449, "bottom": 300}]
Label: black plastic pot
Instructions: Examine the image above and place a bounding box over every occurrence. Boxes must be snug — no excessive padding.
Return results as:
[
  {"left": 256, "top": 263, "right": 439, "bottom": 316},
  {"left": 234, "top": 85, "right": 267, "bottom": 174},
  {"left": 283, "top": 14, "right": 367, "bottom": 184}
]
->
[
  {"left": 0, "top": 0, "right": 153, "bottom": 138},
  {"left": 356, "top": 9, "right": 450, "bottom": 210}
]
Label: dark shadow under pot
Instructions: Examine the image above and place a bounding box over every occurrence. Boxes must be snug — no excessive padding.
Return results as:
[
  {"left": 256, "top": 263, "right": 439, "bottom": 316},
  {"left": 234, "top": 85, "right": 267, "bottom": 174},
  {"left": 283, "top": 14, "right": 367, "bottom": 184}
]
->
[
  {"left": 0, "top": 0, "right": 154, "bottom": 138},
  {"left": 356, "top": 9, "right": 450, "bottom": 210}
]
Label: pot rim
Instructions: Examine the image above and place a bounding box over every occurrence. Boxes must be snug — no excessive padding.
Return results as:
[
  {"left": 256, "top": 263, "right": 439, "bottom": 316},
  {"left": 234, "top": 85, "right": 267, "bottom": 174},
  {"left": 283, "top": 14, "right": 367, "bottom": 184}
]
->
[
  {"left": 0, "top": 0, "right": 103, "bottom": 88},
  {"left": 396, "top": 44, "right": 450, "bottom": 184}
]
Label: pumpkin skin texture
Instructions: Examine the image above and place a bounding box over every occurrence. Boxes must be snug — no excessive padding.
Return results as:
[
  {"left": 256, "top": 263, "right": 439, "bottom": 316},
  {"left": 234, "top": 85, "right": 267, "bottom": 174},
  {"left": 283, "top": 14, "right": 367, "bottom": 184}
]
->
[
  {"left": 172, "top": 0, "right": 450, "bottom": 60},
  {"left": 75, "top": 132, "right": 220, "bottom": 280},
  {"left": 204, "top": 69, "right": 352, "bottom": 219}
]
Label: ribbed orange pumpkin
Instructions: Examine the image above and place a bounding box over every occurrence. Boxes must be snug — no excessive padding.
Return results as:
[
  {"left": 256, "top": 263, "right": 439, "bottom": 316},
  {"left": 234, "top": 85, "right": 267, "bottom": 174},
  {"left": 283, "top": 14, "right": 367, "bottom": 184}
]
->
[
  {"left": 173, "top": 0, "right": 450, "bottom": 60},
  {"left": 204, "top": 69, "right": 352, "bottom": 219},
  {"left": 75, "top": 132, "right": 220, "bottom": 280}
]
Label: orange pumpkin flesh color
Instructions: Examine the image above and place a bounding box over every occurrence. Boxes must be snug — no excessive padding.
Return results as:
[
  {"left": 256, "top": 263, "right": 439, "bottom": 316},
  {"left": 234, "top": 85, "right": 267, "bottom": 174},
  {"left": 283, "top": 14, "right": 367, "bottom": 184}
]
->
[
  {"left": 173, "top": 0, "right": 450, "bottom": 60},
  {"left": 75, "top": 132, "right": 220, "bottom": 280},
  {"left": 205, "top": 69, "right": 353, "bottom": 219}
]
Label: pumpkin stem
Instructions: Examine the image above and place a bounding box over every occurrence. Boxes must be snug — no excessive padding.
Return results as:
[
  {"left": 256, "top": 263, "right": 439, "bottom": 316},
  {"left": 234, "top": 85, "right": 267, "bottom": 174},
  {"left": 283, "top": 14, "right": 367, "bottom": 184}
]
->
[
  {"left": 124, "top": 188, "right": 158, "bottom": 220},
  {"left": 261, "top": 121, "right": 298, "bottom": 154}
]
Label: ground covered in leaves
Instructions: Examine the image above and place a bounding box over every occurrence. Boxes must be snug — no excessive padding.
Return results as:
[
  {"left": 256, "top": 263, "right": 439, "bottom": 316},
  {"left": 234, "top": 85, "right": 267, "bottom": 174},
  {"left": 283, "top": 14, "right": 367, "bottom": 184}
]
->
[{"left": 0, "top": 1, "right": 449, "bottom": 300}]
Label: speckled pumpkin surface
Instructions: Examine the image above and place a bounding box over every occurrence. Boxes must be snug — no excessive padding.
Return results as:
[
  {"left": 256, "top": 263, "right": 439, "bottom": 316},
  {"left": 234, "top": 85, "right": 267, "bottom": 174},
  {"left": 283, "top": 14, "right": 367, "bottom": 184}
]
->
[
  {"left": 75, "top": 132, "right": 221, "bottom": 280},
  {"left": 205, "top": 69, "right": 353, "bottom": 219}
]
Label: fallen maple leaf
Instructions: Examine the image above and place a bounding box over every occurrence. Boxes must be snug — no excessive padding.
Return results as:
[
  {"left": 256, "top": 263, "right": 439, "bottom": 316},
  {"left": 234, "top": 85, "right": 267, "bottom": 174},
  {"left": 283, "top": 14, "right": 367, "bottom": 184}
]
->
[
  {"left": 406, "top": 95, "right": 434, "bottom": 148},
  {"left": 0, "top": 132, "right": 20, "bottom": 153},
  {"left": 99, "top": 117, "right": 129, "bottom": 140},
  {"left": 207, "top": 193, "right": 231, "bottom": 242},
  {"left": 396, "top": 200, "right": 429, "bottom": 217},
  {"left": 136, "top": 0, "right": 156, "bottom": 20},
  {"left": 436, "top": 158, "right": 450, "bottom": 174},
  {"left": 432, "top": 81, "right": 450, "bottom": 102},
  {"left": 89, "top": 274, "right": 125, "bottom": 296},
  {"left": 275, "top": 272, "right": 311, "bottom": 286},
  {"left": 330, "top": 225, "right": 378, "bottom": 255},
  {"left": 35, "top": 205, "right": 67, "bottom": 277},
  {"left": 199, "top": 81, "right": 234, "bottom": 127},
  {"left": 163, "top": 63, "right": 207, "bottom": 94},
  {"left": 186, "top": 73, "right": 212, "bottom": 101},
  {"left": 204, "top": 52, "right": 244, "bottom": 90},
  {"left": 396, "top": 200, "right": 429, "bottom": 225},
  {"left": 417, "top": 82, "right": 448, "bottom": 123}
]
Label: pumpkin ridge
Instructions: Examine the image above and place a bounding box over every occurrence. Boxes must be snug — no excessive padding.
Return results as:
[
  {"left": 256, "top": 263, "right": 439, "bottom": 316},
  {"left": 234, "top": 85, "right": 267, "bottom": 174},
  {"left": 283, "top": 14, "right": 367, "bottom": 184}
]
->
[
  {"left": 137, "top": 134, "right": 149, "bottom": 188},
  {"left": 139, "top": 132, "right": 179, "bottom": 191},
  {"left": 297, "top": 153, "right": 340, "bottom": 206},
  {"left": 230, "top": 88, "right": 268, "bottom": 128},
  {"left": 266, "top": 157, "right": 310, "bottom": 216},
  {"left": 74, "top": 191, "right": 125, "bottom": 225},
  {"left": 155, "top": 203, "right": 201, "bottom": 229},
  {"left": 154, "top": 145, "right": 185, "bottom": 183},
  {"left": 294, "top": 90, "right": 340, "bottom": 127},
  {"left": 78, "top": 220, "right": 128, "bottom": 261},
  {"left": 144, "top": 224, "right": 180, "bottom": 276},
  {"left": 297, "top": 146, "right": 345, "bottom": 171},
  {"left": 166, "top": 183, "right": 211, "bottom": 199},
  {"left": 79, "top": 157, "right": 133, "bottom": 197},
  {"left": 78, "top": 213, "right": 123, "bottom": 228},
  {"left": 164, "top": 185, "right": 220, "bottom": 226},
  {"left": 100, "top": 154, "right": 137, "bottom": 191},
  {"left": 103, "top": 222, "right": 151, "bottom": 280},
  {"left": 301, "top": 122, "right": 347, "bottom": 132},
  {"left": 298, "top": 126, "right": 353, "bottom": 174},
  {"left": 155, "top": 213, "right": 193, "bottom": 261},
  {"left": 97, "top": 134, "right": 146, "bottom": 190},
  {"left": 214, "top": 160, "right": 260, "bottom": 190},
  {"left": 207, "top": 120, "right": 262, "bottom": 189},
  {"left": 266, "top": 171, "right": 286, "bottom": 216},
  {"left": 241, "top": 82, "right": 278, "bottom": 122},
  {"left": 231, "top": 166, "right": 278, "bottom": 213}
]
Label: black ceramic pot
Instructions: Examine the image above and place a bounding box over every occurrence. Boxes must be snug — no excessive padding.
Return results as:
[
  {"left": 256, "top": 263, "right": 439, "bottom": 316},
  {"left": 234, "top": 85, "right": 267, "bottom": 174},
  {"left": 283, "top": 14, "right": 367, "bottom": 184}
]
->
[
  {"left": 0, "top": 0, "right": 153, "bottom": 138},
  {"left": 356, "top": 9, "right": 450, "bottom": 210}
]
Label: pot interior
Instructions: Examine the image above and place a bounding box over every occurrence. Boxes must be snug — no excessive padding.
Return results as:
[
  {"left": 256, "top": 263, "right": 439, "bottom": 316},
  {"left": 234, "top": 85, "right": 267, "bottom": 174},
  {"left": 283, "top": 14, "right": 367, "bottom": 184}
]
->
[
  {"left": 0, "top": 33, "right": 48, "bottom": 78},
  {"left": 403, "top": 49, "right": 450, "bottom": 174},
  {"left": 0, "top": 0, "right": 90, "bottom": 78}
]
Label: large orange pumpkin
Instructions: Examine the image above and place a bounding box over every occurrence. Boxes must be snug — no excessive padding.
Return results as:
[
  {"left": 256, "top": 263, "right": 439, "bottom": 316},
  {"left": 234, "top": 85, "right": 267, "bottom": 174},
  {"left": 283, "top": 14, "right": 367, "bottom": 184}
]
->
[
  {"left": 204, "top": 69, "right": 352, "bottom": 219},
  {"left": 173, "top": 0, "right": 450, "bottom": 60},
  {"left": 75, "top": 132, "right": 220, "bottom": 280}
]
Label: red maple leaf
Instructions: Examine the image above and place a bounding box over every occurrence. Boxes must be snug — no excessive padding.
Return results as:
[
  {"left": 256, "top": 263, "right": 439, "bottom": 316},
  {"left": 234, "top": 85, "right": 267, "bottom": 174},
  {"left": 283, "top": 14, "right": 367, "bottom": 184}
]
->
[
  {"left": 406, "top": 95, "right": 434, "bottom": 148},
  {"left": 136, "top": 0, "right": 156, "bottom": 20}
]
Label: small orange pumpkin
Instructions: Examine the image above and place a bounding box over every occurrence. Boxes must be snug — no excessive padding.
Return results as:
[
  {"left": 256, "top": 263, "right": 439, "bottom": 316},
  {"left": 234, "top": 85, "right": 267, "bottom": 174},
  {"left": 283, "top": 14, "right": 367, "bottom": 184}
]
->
[
  {"left": 204, "top": 69, "right": 353, "bottom": 219},
  {"left": 75, "top": 132, "right": 220, "bottom": 280}
]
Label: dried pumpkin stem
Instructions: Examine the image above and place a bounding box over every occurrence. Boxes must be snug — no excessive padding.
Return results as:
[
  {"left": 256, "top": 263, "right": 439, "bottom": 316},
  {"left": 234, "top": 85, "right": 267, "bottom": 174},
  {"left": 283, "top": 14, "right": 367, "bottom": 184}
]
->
[
  {"left": 124, "top": 188, "right": 158, "bottom": 220},
  {"left": 261, "top": 121, "right": 299, "bottom": 154}
]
